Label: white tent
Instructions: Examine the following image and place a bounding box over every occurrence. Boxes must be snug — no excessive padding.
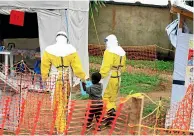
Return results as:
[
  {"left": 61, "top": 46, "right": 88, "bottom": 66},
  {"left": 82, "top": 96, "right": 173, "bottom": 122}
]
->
[
  {"left": 0, "top": 1, "right": 89, "bottom": 131},
  {"left": 0, "top": 1, "right": 90, "bottom": 76}
]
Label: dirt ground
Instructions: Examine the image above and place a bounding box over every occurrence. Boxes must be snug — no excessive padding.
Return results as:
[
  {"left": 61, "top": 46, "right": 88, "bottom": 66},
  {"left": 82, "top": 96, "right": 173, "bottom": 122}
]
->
[
  {"left": 90, "top": 63, "right": 172, "bottom": 103},
  {"left": 1, "top": 62, "right": 173, "bottom": 135}
]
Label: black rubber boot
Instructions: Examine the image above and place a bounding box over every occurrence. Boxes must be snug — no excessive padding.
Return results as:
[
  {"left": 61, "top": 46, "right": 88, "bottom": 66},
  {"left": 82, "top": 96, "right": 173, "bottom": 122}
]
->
[{"left": 103, "top": 108, "right": 116, "bottom": 127}]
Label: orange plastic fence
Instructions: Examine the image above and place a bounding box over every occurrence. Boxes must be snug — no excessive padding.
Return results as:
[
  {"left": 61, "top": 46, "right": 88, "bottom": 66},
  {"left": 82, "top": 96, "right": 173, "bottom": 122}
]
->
[
  {"left": 88, "top": 44, "right": 157, "bottom": 61},
  {"left": 0, "top": 63, "right": 193, "bottom": 135}
]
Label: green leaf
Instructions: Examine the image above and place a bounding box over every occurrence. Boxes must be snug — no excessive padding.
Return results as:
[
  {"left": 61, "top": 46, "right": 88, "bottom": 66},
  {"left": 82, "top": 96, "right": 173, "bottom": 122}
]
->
[
  {"left": 101, "top": 1, "right": 106, "bottom": 7},
  {"left": 94, "top": 1, "right": 98, "bottom": 5},
  {"left": 95, "top": 5, "right": 99, "bottom": 13},
  {"left": 98, "top": 1, "right": 102, "bottom": 8}
]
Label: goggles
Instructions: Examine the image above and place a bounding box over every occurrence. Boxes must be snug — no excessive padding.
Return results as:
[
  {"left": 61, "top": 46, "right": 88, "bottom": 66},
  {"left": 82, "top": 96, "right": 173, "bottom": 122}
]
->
[{"left": 104, "top": 38, "right": 108, "bottom": 43}]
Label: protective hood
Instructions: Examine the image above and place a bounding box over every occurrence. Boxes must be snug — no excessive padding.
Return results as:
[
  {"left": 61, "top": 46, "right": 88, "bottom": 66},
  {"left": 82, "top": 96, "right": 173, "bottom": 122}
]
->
[
  {"left": 104, "top": 34, "right": 126, "bottom": 56},
  {"left": 45, "top": 31, "right": 76, "bottom": 57}
]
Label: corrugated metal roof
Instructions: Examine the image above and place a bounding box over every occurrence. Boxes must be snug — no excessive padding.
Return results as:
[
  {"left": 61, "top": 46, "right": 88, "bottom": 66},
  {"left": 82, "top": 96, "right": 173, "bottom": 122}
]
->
[{"left": 105, "top": 0, "right": 168, "bottom": 6}]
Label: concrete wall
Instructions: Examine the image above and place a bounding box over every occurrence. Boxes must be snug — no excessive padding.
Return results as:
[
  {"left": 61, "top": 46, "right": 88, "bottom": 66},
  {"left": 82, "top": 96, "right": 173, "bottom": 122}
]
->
[{"left": 88, "top": 4, "right": 193, "bottom": 59}]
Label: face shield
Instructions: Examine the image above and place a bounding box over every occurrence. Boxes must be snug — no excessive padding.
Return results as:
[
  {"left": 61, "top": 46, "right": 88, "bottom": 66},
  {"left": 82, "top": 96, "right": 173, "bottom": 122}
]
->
[
  {"left": 104, "top": 34, "right": 118, "bottom": 49},
  {"left": 104, "top": 38, "right": 108, "bottom": 46}
]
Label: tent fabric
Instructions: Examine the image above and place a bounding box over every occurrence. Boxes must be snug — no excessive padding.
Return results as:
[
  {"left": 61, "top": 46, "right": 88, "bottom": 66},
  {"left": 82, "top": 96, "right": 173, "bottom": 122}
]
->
[
  {"left": 37, "top": 10, "right": 65, "bottom": 56},
  {"left": 65, "top": 9, "right": 89, "bottom": 76},
  {"left": 63, "top": 9, "right": 89, "bottom": 85},
  {"left": 171, "top": 29, "right": 191, "bottom": 104},
  {"left": 0, "top": 1, "right": 89, "bottom": 11},
  {"left": 0, "top": 1, "right": 90, "bottom": 81},
  {"left": 165, "top": 18, "right": 190, "bottom": 48},
  {"left": 38, "top": 9, "right": 89, "bottom": 81}
]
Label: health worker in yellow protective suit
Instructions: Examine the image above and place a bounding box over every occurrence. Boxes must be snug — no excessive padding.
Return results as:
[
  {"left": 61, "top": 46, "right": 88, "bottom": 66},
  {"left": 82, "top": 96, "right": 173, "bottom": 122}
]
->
[
  {"left": 100, "top": 34, "right": 126, "bottom": 126},
  {"left": 41, "top": 31, "right": 87, "bottom": 134}
]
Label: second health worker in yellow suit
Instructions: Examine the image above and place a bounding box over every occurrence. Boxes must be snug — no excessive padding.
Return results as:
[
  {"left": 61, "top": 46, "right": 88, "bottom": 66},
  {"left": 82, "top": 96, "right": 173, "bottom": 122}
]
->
[{"left": 100, "top": 34, "right": 126, "bottom": 126}]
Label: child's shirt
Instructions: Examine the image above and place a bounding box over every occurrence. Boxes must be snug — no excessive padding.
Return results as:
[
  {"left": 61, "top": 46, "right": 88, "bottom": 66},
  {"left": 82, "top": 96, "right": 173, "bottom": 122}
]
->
[{"left": 85, "top": 83, "right": 103, "bottom": 100}]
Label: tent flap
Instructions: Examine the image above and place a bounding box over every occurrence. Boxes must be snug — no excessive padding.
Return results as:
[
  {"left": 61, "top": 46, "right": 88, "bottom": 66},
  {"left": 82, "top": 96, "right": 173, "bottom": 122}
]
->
[{"left": 0, "top": 1, "right": 89, "bottom": 11}]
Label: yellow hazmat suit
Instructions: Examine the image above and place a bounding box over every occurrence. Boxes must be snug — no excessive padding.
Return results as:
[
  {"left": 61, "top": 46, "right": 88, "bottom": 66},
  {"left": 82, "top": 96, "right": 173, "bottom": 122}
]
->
[
  {"left": 41, "top": 31, "right": 87, "bottom": 134},
  {"left": 100, "top": 34, "right": 126, "bottom": 111}
]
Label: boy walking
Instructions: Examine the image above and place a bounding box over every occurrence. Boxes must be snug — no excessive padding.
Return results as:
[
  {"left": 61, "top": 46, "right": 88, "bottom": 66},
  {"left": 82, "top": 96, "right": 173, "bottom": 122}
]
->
[{"left": 82, "top": 72, "right": 103, "bottom": 131}]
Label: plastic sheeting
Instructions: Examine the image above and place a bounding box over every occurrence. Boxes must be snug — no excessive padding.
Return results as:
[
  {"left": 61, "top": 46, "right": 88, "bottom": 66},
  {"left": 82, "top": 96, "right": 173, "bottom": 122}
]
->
[
  {"left": 0, "top": 1, "right": 89, "bottom": 11},
  {"left": 37, "top": 9, "right": 89, "bottom": 85},
  {"left": 166, "top": 18, "right": 190, "bottom": 48},
  {"left": 166, "top": 29, "right": 194, "bottom": 130},
  {"left": 63, "top": 9, "right": 89, "bottom": 77},
  {"left": 171, "top": 29, "right": 191, "bottom": 104},
  {"left": 0, "top": 1, "right": 89, "bottom": 78}
]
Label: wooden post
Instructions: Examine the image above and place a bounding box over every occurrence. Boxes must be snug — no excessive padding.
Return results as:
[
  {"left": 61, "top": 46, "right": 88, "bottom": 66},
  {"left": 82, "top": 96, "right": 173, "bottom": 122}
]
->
[
  {"left": 126, "top": 96, "right": 144, "bottom": 135},
  {"left": 179, "top": 14, "right": 185, "bottom": 29}
]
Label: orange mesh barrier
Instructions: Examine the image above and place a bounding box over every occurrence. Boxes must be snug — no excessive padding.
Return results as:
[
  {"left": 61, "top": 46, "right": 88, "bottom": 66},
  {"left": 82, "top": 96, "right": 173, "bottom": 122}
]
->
[
  {"left": 0, "top": 62, "right": 193, "bottom": 135},
  {"left": 88, "top": 44, "right": 157, "bottom": 60}
]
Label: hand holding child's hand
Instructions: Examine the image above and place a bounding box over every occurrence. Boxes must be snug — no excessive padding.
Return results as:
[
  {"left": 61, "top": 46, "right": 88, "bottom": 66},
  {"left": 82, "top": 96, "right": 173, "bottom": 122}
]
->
[{"left": 82, "top": 81, "right": 87, "bottom": 91}]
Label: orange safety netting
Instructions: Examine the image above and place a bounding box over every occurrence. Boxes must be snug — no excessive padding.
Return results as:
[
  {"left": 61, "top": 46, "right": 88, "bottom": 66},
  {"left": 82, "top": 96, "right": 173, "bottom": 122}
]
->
[
  {"left": 0, "top": 62, "right": 193, "bottom": 135},
  {"left": 88, "top": 44, "right": 157, "bottom": 61}
]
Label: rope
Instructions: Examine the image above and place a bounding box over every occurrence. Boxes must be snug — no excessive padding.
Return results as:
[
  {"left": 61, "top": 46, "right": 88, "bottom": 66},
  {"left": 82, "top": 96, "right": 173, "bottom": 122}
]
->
[
  {"left": 120, "top": 93, "right": 165, "bottom": 124},
  {"left": 128, "top": 124, "right": 194, "bottom": 133},
  {"left": 154, "top": 44, "right": 175, "bottom": 52},
  {"left": 154, "top": 99, "right": 162, "bottom": 135},
  {"left": 142, "top": 107, "right": 158, "bottom": 120},
  {"left": 90, "top": 2, "right": 104, "bottom": 56},
  {"left": 120, "top": 93, "right": 157, "bottom": 105}
]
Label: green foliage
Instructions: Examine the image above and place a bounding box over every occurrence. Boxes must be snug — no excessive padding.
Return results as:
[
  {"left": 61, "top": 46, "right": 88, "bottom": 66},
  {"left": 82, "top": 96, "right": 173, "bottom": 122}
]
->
[
  {"left": 72, "top": 94, "right": 89, "bottom": 100},
  {"left": 89, "top": 56, "right": 174, "bottom": 72},
  {"left": 155, "top": 61, "right": 174, "bottom": 72},
  {"left": 143, "top": 103, "right": 157, "bottom": 116},
  {"left": 89, "top": 69, "right": 163, "bottom": 95},
  {"left": 90, "top": 68, "right": 98, "bottom": 74},
  {"left": 128, "top": 60, "right": 174, "bottom": 72},
  {"left": 120, "top": 72, "right": 161, "bottom": 95},
  {"left": 89, "top": 0, "right": 106, "bottom": 18},
  {"left": 89, "top": 56, "right": 103, "bottom": 64}
]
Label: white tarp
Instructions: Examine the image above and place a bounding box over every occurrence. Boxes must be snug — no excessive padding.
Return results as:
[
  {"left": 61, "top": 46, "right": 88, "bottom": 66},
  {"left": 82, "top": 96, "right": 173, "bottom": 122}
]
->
[
  {"left": 165, "top": 18, "right": 190, "bottom": 48},
  {"left": 0, "top": 1, "right": 89, "bottom": 131},
  {"left": 171, "top": 29, "right": 191, "bottom": 104},
  {"left": 0, "top": 1, "right": 89, "bottom": 77},
  {"left": 0, "top": 1, "right": 89, "bottom": 11},
  {"left": 165, "top": 29, "right": 194, "bottom": 131},
  {"left": 63, "top": 9, "right": 89, "bottom": 81}
]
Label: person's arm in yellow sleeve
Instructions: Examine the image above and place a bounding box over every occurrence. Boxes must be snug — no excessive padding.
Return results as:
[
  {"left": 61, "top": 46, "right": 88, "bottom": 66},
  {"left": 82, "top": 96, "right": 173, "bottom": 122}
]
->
[
  {"left": 41, "top": 51, "right": 51, "bottom": 82},
  {"left": 122, "top": 55, "right": 127, "bottom": 73},
  {"left": 100, "top": 50, "right": 114, "bottom": 78},
  {"left": 70, "top": 53, "right": 86, "bottom": 81}
]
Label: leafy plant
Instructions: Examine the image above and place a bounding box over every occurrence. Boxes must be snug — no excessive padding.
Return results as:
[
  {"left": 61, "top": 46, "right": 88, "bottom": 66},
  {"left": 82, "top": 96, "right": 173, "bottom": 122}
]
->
[
  {"left": 89, "top": 0, "right": 106, "bottom": 18},
  {"left": 90, "top": 68, "right": 98, "bottom": 74},
  {"left": 89, "top": 55, "right": 174, "bottom": 72},
  {"left": 120, "top": 72, "right": 161, "bottom": 95},
  {"left": 89, "top": 56, "right": 103, "bottom": 64},
  {"left": 71, "top": 94, "right": 89, "bottom": 100},
  {"left": 143, "top": 103, "right": 157, "bottom": 116}
]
